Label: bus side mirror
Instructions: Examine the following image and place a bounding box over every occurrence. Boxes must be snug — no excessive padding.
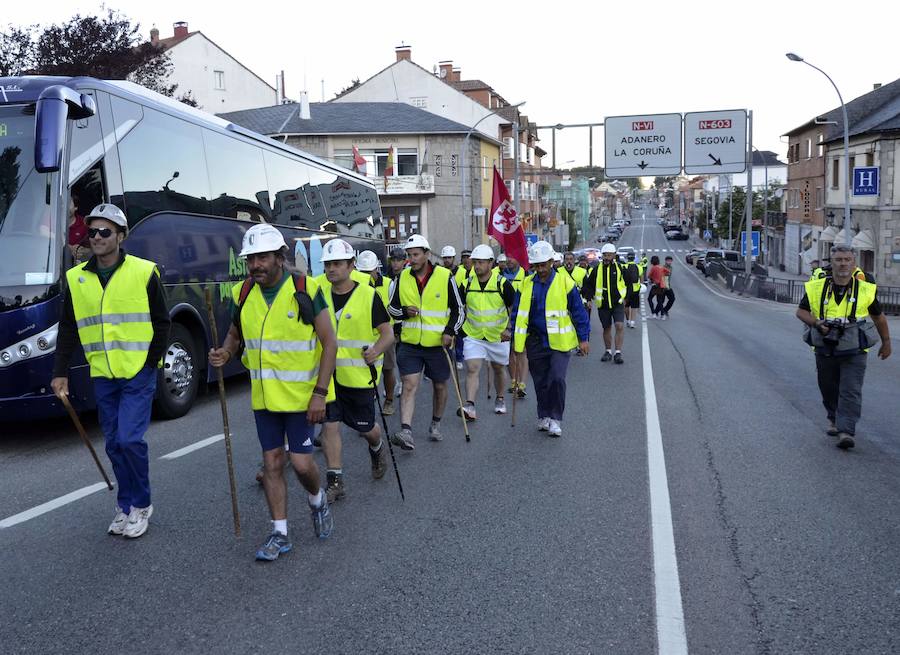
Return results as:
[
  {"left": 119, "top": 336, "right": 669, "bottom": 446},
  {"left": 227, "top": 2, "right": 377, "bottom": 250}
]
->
[{"left": 35, "top": 86, "right": 97, "bottom": 173}]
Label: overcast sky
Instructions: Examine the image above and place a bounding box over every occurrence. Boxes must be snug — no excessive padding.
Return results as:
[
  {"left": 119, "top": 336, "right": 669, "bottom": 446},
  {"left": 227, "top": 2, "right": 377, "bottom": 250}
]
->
[{"left": 8, "top": 1, "right": 899, "bottom": 176}]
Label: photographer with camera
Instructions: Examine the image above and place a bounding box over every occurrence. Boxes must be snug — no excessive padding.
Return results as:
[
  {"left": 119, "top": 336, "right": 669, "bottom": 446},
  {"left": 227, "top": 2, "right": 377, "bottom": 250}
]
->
[{"left": 796, "top": 245, "right": 891, "bottom": 450}]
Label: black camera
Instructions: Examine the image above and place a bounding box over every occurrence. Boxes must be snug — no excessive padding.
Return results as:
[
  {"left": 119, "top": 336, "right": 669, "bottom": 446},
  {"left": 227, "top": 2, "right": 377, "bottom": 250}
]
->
[{"left": 821, "top": 319, "right": 845, "bottom": 345}]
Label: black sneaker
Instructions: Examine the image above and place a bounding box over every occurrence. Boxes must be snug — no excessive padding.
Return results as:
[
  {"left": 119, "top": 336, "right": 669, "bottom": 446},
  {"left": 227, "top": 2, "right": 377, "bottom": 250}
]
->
[
  {"left": 614, "top": 352, "right": 624, "bottom": 364},
  {"left": 836, "top": 433, "right": 855, "bottom": 450},
  {"left": 600, "top": 351, "right": 613, "bottom": 362},
  {"left": 325, "top": 472, "right": 345, "bottom": 503},
  {"left": 255, "top": 532, "right": 292, "bottom": 561}
]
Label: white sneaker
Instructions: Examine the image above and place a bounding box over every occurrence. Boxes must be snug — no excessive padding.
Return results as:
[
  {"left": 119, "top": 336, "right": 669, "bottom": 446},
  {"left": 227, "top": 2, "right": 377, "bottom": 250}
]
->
[
  {"left": 494, "top": 397, "right": 507, "bottom": 415},
  {"left": 660, "top": 314, "right": 667, "bottom": 321},
  {"left": 548, "top": 419, "right": 562, "bottom": 437},
  {"left": 123, "top": 505, "right": 153, "bottom": 539},
  {"left": 537, "top": 417, "right": 550, "bottom": 431},
  {"left": 108, "top": 509, "right": 129, "bottom": 535}
]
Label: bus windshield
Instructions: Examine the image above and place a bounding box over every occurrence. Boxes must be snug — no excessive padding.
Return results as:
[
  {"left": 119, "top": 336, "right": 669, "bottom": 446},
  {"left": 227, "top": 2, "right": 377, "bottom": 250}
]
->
[{"left": 0, "top": 105, "right": 60, "bottom": 310}]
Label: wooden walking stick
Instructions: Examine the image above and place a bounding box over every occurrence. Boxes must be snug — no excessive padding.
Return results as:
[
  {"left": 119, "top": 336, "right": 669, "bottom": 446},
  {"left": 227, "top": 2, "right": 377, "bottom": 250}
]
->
[
  {"left": 59, "top": 394, "right": 113, "bottom": 490},
  {"left": 443, "top": 339, "right": 470, "bottom": 443},
  {"left": 205, "top": 288, "right": 241, "bottom": 537}
]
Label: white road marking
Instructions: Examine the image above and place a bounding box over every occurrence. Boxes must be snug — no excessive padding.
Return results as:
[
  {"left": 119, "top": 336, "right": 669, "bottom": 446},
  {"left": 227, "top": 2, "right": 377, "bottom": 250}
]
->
[
  {"left": 159, "top": 434, "right": 224, "bottom": 460},
  {"left": 0, "top": 483, "right": 109, "bottom": 529},
  {"left": 641, "top": 304, "right": 689, "bottom": 654}
]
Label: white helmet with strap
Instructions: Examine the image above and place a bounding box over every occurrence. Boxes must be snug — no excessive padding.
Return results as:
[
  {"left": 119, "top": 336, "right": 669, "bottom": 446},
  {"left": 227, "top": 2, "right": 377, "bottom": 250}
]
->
[
  {"left": 469, "top": 244, "right": 494, "bottom": 260},
  {"left": 601, "top": 243, "right": 617, "bottom": 254},
  {"left": 405, "top": 234, "right": 430, "bottom": 251},
  {"left": 239, "top": 223, "right": 286, "bottom": 257},
  {"left": 320, "top": 238, "right": 356, "bottom": 262},
  {"left": 440, "top": 245, "right": 456, "bottom": 258},
  {"left": 528, "top": 240, "right": 555, "bottom": 264},
  {"left": 356, "top": 250, "right": 380, "bottom": 272},
  {"left": 86, "top": 203, "right": 129, "bottom": 235}
]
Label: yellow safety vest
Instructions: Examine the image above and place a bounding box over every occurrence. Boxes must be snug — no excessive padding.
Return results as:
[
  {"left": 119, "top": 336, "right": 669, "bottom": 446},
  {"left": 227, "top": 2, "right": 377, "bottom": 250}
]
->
[
  {"left": 454, "top": 265, "right": 471, "bottom": 288},
  {"left": 67, "top": 254, "right": 157, "bottom": 379},
  {"left": 463, "top": 269, "right": 509, "bottom": 342},
  {"left": 507, "top": 266, "right": 525, "bottom": 293},
  {"left": 323, "top": 282, "right": 382, "bottom": 388},
  {"left": 514, "top": 271, "right": 578, "bottom": 353},
  {"left": 234, "top": 275, "right": 335, "bottom": 412},
  {"left": 398, "top": 265, "right": 452, "bottom": 347},
  {"left": 624, "top": 261, "right": 641, "bottom": 292},
  {"left": 593, "top": 262, "right": 627, "bottom": 308},
  {"left": 368, "top": 273, "right": 393, "bottom": 323},
  {"left": 805, "top": 277, "right": 877, "bottom": 322},
  {"left": 564, "top": 266, "right": 586, "bottom": 289}
]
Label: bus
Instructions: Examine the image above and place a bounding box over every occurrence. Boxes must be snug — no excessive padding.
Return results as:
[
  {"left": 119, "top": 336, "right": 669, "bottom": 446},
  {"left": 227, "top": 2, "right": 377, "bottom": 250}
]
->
[{"left": 0, "top": 76, "right": 385, "bottom": 421}]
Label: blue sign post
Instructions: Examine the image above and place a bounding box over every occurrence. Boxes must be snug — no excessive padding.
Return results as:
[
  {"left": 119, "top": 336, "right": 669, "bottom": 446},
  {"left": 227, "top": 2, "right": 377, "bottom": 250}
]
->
[
  {"left": 525, "top": 232, "right": 538, "bottom": 246},
  {"left": 740, "top": 230, "right": 759, "bottom": 257},
  {"left": 853, "top": 167, "right": 879, "bottom": 196}
]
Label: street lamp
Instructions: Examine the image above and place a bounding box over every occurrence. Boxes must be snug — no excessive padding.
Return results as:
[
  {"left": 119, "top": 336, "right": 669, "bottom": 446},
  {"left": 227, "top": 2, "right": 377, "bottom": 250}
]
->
[
  {"left": 460, "top": 101, "right": 525, "bottom": 249},
  {"left": 786, "top": 52, "right": 851, "bottom": 247}
]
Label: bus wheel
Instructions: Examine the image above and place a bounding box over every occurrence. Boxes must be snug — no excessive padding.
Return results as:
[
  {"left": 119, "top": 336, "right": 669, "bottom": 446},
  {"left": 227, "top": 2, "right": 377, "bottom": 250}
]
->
[{"left": 154, "top": 324, "right": 199, "bottom": 420}]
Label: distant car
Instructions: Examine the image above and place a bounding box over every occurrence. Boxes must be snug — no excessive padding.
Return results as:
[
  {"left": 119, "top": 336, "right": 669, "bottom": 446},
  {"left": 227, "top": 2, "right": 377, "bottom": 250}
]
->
[
  {"left": 617, "top": 246, "right": 636, "bottom": 260},
  {"left": 686, "top": 248, "right": 706, "bottom": 264},
  {"left": 665, "top": 229, "right": 689, "bottom": 240},
  {"left": 657, "top": 218, "right": 666, "bottom": 226}
]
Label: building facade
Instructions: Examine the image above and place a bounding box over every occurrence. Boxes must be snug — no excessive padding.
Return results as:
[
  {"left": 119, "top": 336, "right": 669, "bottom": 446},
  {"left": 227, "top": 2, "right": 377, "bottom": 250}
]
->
[{"left": 150, "top": 22, "right": 276, "bottom": 113}]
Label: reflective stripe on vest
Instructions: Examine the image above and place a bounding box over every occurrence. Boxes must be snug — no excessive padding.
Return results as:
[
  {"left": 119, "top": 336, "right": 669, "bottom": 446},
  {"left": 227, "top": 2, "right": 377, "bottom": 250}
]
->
[
  {"left": 513, "top": 271, "right": 578, "bottom": 353},
  {"left": 66, "top": 255, "right": 157, "bottom": 379},
  {"left": 399, "top": 266, "right": 451, "bottom": 347},
  {"left": 325, "top": 282, "right": 382, "bottom": 388},
  {"left": 594, "top": 262, "right": 626, "bottom": 308},
  {"left": 235, "top": 274, "right": 335, "bottom": 411},
  {"left": 463, "top": 269, "right": 508, "bottom": 342}
]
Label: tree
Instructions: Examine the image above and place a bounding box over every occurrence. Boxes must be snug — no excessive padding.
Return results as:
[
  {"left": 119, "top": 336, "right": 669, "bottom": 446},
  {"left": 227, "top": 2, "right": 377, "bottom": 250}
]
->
[
  {"left": 1, "top": 10, "right": 194, "bottom": 103},
  {"left": 653, "top": 176, "right": 676, "bottom": 189}
]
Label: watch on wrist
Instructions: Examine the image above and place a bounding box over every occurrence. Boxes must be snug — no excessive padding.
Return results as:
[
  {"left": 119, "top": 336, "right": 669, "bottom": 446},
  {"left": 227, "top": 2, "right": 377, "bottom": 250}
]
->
[{"left": 313, "top": 385, "right": 328, "bottom": 397}]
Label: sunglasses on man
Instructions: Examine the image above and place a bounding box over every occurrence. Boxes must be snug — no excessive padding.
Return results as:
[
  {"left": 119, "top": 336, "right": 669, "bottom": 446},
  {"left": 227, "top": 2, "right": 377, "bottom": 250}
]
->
[{"left": 88, "top": 227, "right": 115, "bottom": 239}]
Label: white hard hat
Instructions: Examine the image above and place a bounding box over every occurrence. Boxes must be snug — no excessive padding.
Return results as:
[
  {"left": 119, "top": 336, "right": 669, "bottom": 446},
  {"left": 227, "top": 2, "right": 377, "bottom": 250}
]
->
[
  {"left": 239, "top": 224, "right": 286, "bottom": 258},
  {"left": 497, "top": 253, "right": 508, "bottom": 263},
  {"left": 528, "top": 240, "right": 555, "bottom": 265},
  {"left": 320, "top": 238, "right": 356, "bottom": 262},
  {"left": 470, "top": 244, "right": 494, "bottom": 260},
  {"left": 86, "top": 203, "right": 128, "bottom": 235},
  {"left": 440, "top": 245, "right": 456, "bottom": 258},
  {"left": 601, "top": 243, "right": 617, "bottom": 254},
  {"left": 405, "top": 234, "right": 430, "bottom": 251},
  {"left": 357, "top": 250, "right": 380, "bottom": 272},
  {"left": 553, "top": 251, "right": 563, "bottom": 263}
]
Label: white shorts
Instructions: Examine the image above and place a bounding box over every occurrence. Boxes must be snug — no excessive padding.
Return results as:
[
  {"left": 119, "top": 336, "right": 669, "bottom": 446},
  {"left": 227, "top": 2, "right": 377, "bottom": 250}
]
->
[{"left": 463, "top": 337, "right": 510, "bottom": 365}]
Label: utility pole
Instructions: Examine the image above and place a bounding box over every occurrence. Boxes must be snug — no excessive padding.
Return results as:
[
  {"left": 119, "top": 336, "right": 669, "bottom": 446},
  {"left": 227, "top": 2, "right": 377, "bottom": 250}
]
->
[
  {"left": 744, "top": 111, "right": 754, "bottom": 275},
  {"left": 513, "top": 119, "right": 520, "bottom": 216}
]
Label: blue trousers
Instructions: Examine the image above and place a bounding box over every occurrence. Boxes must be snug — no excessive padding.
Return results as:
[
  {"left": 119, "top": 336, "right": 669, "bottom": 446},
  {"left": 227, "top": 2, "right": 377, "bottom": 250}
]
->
[
  {"left": 93, "top": 366, "right": 157, "bottom": 512},
  {"left": 525, "top": 337, "right": 571, "bottom": 421}
]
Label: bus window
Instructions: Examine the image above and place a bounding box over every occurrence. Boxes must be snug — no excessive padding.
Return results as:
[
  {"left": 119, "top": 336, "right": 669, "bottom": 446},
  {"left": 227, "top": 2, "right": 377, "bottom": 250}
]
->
[
  {"left": 264, "top": 150, "right": 316, "bottom": 228},
  {"left": 310, "top": 166, "right": 383, "bottom": 239},
  {"left": 116, "top": 104, "right": 211, "bottom": 225},
  {"left": 68, "top": 163, "right": 105, "bottom": 265},
  {"left": 203, "top": 130, "right": 270, "bottom": 222}
]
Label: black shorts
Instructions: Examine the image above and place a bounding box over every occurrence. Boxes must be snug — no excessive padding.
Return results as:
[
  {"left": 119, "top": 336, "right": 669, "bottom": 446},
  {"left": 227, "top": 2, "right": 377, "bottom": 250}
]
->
[
  {"left": 396, "top": 342, "right": 451, "bottom": 383},
  {"left": 626, "top": 291, "right": 640, "bottom": 309},
  {"left": 325, "top": 383, "right": 377, "bottom": 433},
  {"left": 597, "top": 305, "right": 625, "bottom": 328}
]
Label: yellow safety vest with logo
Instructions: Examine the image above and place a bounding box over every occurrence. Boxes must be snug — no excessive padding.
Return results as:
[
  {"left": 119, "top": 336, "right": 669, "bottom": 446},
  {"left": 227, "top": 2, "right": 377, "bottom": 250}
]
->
[
  {"left": 321, "top": 282, "right": 382, "bottom": 388},
  {"left": 398, "top": 265, "right": 452, "bottom": 347},
  {"left": 234, "top": 275, "right": 335, "bottom": 412},
  {"left": 67, "top": 255, "right": 158, "bottom": 379},
  {"left": 594, "top": 261, "right": 627, "bottom": 308},
  {"left": 514, "top": 271, "right": 578, "bottom": 353},
  {"left": 463, "top": 269, "right": 509, "bottom": 342}
]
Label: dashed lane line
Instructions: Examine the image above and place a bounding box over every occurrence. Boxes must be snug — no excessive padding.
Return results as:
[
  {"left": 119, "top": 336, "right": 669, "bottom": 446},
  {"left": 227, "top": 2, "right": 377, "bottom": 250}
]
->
[
  {"left": 0, "top": 483, "right": 109, "bottom": 529},
  {"left": 1, "top": 433, "right": 227, "bottom": 529}
]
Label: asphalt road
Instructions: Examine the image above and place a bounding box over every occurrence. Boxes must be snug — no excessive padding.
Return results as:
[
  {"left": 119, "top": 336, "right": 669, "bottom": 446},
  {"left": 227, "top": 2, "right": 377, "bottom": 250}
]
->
[{"left": 1, "top": 215, "right": 898, "bottom": 654}]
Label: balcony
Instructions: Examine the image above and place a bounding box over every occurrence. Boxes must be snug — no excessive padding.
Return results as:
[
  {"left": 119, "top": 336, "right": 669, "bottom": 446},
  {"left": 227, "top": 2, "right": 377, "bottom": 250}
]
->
[{"left": 374, "top": 174, "right": 435, "bottom": 196}]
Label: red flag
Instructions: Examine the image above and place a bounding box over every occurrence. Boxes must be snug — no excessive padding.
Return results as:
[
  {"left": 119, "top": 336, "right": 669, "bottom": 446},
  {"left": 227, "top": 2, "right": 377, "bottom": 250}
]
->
[
  {"left": 488, "top": 167, "right": 529, "bottom": 271},
  {"left": 352, "top": 145, "right": 367, "bottom": 175}
]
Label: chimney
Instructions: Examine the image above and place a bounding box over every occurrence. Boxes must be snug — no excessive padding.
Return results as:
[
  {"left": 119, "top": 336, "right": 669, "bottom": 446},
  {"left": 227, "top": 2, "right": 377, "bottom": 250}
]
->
[
  {"left": 299, "top": 91, "right": 311, "bottom": 120},
  {"left": 395, "top": 44, "right": 411, "bottom": 62},
  {"left": 438, "top": 61, "right": 453, "bottom": 81},
  {"left": 173, "top": 21, "right": 189, "bottom": 39},
  {"left": 150, "top": 26, "right": 159, "bottom": 46},
  {"left": 873, "top": 83, "right": 882, "bottom": 90},
  {"left": 451, "top": 67, "right": 461, "bottom": 83},
  {"left": 275, "top": 71, "right": 284, "bottom": 105}
]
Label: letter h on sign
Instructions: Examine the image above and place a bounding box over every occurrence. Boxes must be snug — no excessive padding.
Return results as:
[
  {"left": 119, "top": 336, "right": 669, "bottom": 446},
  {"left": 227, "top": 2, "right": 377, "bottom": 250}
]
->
[{"left": 853, "top": 167, "right": 879, "bottom": 196}]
